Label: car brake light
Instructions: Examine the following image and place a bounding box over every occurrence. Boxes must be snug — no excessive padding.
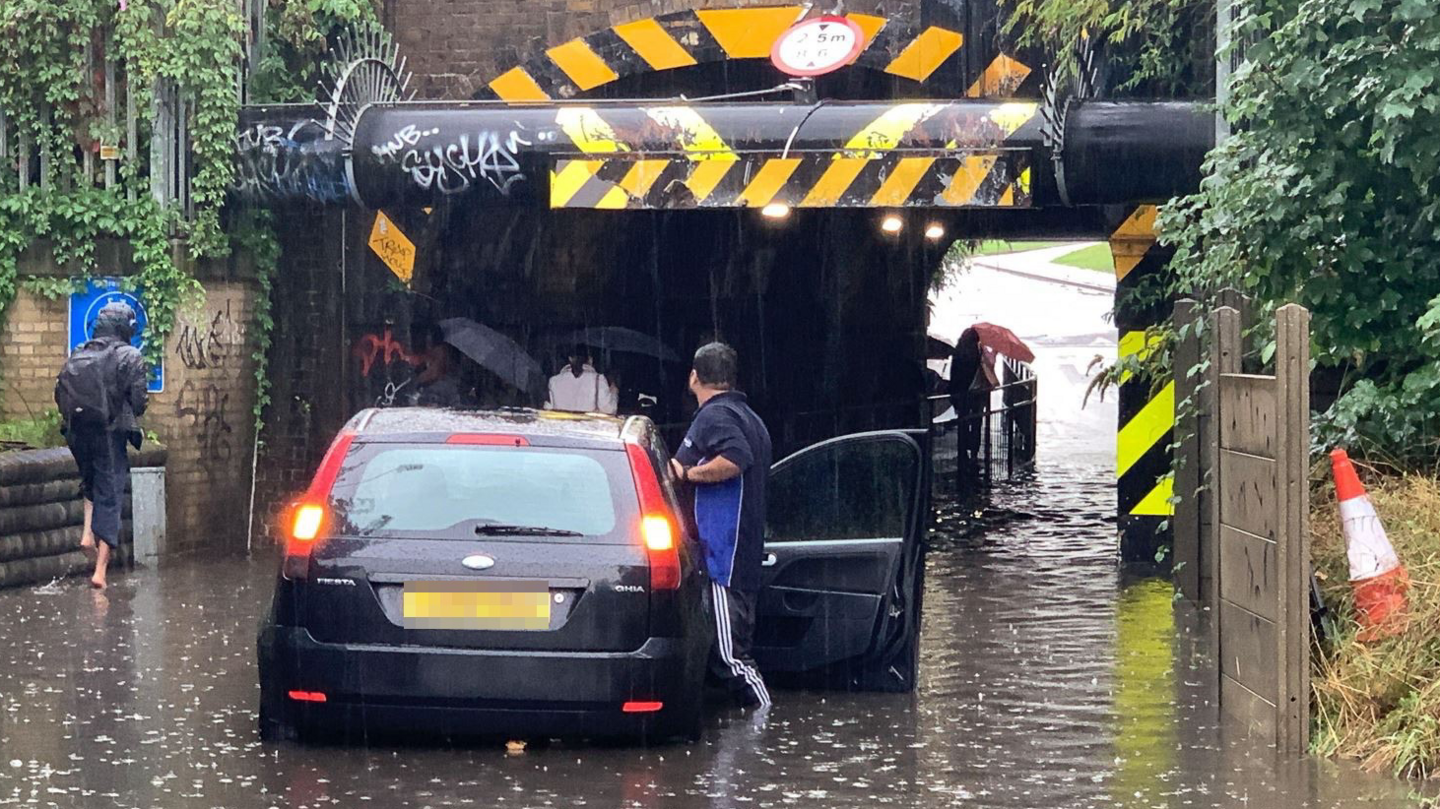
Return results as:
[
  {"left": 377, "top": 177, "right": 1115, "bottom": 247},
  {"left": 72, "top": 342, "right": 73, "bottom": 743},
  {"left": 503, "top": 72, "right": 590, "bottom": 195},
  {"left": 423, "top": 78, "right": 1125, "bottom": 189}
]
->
[
  {"left": 625, "top": 443, "right": 681, "bottom": 591},
  {"left": 446, "top": 433, "right": 530, "bottom": 446},
  {"left": 622, "top": 700, "right": 663, "bottom": 713},
  {"left": 287, "top": 690, "right": 328, "bottom": 703},
  {"left": 283, "top": 432, "right": 356, "bottom": 580}
]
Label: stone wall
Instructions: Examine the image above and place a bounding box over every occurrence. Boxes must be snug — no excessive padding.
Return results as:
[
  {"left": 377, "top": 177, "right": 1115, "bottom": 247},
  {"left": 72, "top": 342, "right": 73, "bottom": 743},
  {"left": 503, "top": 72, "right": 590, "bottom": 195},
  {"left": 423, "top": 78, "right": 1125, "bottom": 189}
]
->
[
  {"left": 0, "top": 446, "right": 166, "bottom": 588},
  {"left": 0, "top": 253, "right": 260, "bottom": 556}
]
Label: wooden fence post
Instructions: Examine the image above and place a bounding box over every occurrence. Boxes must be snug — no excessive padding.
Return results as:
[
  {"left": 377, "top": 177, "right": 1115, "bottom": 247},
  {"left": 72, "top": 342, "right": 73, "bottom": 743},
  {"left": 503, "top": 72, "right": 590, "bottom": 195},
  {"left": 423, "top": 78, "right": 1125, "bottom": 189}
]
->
[
  {"left": 1274, "top": 303, "right": 1311, "bottom": 755},
  {"left": 1173, "top": 298, "right": 1202, "bottom": 602},
  {"left": 1205, "top": 306, "right": 1242, "bottom": 616}
]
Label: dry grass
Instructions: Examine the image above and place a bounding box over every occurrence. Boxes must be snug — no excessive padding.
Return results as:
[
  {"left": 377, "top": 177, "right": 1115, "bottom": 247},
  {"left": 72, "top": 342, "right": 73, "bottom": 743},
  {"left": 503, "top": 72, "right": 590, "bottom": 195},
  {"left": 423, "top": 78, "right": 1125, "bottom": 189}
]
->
[{"left": 1311, "top": 473, "right": 1440, "bottom": 778}]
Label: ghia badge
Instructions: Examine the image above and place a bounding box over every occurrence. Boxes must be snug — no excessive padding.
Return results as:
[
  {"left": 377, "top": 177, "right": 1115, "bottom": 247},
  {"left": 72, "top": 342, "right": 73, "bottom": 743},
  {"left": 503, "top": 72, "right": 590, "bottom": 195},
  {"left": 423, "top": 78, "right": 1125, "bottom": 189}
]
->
[{"left": 462, "top": 554, "right": 496, "bottom": 571}]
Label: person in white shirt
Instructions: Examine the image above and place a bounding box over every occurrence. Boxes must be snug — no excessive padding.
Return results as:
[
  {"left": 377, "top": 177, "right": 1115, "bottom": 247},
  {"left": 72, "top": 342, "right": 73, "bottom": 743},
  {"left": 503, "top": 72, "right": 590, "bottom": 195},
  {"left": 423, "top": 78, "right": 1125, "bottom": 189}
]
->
[{"left": 546, "top": 347, "right": 618, "bottom": 415}]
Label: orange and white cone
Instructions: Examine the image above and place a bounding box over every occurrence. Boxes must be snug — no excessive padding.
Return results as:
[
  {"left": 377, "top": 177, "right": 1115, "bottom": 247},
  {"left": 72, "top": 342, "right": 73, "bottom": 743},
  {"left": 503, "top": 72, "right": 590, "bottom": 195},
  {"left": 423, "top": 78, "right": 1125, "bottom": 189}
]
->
[{"left": 1331, "top": 448, "right": 1408, "bottom": 641}]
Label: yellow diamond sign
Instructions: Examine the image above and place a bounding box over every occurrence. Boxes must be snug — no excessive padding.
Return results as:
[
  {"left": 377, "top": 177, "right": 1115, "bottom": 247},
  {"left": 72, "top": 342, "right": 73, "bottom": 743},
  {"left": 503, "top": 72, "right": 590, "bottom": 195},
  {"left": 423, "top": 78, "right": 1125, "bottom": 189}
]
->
[{"left": 368, "top": 211, "right": 415, "bottom": 284}]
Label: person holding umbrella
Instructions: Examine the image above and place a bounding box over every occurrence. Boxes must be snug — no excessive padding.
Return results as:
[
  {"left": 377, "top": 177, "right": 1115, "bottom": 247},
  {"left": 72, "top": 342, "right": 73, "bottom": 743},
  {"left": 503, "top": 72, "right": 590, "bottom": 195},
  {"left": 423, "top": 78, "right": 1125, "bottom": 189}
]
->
[{"left": 409, "top": 323, "right": 471, "bottom": 408}]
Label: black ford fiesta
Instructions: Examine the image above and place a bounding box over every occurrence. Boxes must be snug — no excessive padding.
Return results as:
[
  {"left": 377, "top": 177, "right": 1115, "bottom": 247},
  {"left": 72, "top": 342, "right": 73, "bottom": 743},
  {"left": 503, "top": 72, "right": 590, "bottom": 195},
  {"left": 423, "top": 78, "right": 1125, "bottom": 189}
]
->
[{"left": 258, "top": 407, "right": 929, "bottom": 743}]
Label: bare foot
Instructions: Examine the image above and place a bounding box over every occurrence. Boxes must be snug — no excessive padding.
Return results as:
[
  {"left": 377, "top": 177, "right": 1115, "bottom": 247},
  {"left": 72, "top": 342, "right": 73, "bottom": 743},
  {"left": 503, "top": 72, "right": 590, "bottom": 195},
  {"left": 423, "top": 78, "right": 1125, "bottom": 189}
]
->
[
  {"left": 79, "top": 536, "right": 96, "bottom": 562},
  {"left": 91, "top": 543, "right": 110, "bottom": 589}
]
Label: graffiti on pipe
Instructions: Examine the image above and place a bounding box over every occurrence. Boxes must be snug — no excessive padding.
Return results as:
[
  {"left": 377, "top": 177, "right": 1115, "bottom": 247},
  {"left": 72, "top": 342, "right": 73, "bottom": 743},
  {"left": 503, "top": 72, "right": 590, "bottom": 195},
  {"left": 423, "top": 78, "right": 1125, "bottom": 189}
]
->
[
  {"left": 233, "top": 121, "right": 351, "bottom": 204},
  {"left": 374, "top": 126, "right": 531, "bottom": 195},
  {"left": 176, "top": 300, "right": 246, "bottom": 370},
  {"left": 370, "top": 124, "right": 439, "bottom": 161},
  {"left": 174, "top": 381, "right": 234, "bottom": 463}
]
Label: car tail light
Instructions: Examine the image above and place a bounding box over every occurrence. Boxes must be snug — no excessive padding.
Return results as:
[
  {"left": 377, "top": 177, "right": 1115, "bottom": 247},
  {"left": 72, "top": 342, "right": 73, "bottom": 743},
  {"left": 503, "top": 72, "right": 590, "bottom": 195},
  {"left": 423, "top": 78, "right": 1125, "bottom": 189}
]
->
[
  {"left": 621, "top": 700, "right": 663, "bottom": 713},
  {"left": 625, "top": 443, "right": 680, "bottom": 590},
  {"left": 287, "top": 690, "right": 328, "bottom": 703},
  {"left": 291, "top": 505, "right": 325, "bottom": 541},
  {"left": 283, "top": 432, "right": 356, "bottom": 580}
]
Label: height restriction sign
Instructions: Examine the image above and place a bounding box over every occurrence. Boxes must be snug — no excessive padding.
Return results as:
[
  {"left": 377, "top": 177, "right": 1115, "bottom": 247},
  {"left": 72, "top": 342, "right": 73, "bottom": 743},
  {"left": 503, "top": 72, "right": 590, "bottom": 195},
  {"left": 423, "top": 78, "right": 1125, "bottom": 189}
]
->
[{"left": 770, "top": 16, "right": 867, "bottom": 78}]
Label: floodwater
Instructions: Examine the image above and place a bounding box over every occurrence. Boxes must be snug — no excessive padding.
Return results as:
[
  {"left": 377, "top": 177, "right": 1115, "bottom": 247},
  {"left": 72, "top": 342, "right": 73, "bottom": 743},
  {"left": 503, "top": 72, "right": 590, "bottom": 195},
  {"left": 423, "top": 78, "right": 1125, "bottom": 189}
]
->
[
  {"left": 0, "top": 453, "right": 1422, "bottom": 808},
  {"left": 0, "top": 259, "right": 1424, "bottom": 808}
]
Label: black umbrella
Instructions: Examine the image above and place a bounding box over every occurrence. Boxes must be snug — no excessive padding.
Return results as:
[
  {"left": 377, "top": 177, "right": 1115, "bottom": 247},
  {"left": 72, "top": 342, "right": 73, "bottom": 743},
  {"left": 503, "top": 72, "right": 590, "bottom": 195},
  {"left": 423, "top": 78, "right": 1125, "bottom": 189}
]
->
[
  {"left": 554, "top": 327, "right": 682, "bottom": 363},
  {"left": 438, "top": 318, "right": 546, "bottom": 396}
]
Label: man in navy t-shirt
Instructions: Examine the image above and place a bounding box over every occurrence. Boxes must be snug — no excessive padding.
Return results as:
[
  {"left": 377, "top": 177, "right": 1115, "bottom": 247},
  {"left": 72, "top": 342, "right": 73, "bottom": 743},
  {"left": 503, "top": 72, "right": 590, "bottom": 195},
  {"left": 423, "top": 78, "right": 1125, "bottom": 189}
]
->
[{"left": 671, "top": 342, "right": 773, "bottom": 708}]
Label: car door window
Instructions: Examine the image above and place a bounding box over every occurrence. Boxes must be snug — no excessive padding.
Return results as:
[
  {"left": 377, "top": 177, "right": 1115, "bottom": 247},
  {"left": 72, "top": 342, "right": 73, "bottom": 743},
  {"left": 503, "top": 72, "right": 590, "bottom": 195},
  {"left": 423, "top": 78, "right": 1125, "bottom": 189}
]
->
[{"left": 767, "top": 436, "right": 920, "bottom": 542}]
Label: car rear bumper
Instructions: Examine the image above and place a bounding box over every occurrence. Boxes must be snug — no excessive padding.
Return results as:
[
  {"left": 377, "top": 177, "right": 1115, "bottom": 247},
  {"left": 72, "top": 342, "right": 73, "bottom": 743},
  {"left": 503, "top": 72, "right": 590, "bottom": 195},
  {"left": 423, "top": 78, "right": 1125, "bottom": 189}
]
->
[{"left": 258, "top": 624, "right": 701, "bottom": 738}]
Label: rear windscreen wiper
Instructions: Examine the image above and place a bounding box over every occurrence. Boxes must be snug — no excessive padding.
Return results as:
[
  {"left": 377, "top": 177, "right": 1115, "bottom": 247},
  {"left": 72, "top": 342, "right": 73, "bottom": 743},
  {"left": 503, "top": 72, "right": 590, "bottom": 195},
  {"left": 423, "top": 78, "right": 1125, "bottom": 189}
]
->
[{"left": 474, "top": 523, "right": 585, "bottom": 537}]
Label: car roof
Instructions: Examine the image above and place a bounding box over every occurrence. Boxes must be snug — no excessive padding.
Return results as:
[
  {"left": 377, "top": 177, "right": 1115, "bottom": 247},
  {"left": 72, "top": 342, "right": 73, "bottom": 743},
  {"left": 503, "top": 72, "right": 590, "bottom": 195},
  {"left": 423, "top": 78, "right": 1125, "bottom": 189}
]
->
[{"left": 349, "top": 407, "right": 635, "bottom": 444}]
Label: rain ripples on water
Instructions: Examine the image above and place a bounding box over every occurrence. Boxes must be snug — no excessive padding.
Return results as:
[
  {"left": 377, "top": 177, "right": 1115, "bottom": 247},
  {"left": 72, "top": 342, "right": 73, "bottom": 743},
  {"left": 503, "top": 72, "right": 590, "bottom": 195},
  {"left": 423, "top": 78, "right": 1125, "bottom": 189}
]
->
[{"left": 0, "top": 443, "right": 1425, "bottom": 808}]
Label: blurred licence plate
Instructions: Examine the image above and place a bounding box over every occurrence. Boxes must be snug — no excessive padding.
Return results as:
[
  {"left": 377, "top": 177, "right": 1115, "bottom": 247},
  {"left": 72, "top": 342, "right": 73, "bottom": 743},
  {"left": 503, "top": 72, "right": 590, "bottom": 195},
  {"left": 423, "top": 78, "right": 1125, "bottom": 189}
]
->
[{"left": 403, "top": 581, "right": 550, "bottom": 630}]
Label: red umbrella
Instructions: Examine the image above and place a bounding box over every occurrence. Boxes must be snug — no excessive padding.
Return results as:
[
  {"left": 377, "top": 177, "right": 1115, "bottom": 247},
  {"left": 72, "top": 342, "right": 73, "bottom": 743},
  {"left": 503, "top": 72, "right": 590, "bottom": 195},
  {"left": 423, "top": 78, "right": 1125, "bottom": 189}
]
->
[{"left": 970, "top": 322, "right": 1035, "bottom": 364}]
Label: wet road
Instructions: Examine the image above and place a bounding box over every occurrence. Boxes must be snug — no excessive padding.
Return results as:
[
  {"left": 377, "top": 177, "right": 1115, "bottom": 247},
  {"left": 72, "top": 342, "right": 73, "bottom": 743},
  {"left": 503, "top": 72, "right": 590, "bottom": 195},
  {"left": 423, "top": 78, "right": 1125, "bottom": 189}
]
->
[{"left": 0, "top": 461, "right": 1423, "bottom": 808}]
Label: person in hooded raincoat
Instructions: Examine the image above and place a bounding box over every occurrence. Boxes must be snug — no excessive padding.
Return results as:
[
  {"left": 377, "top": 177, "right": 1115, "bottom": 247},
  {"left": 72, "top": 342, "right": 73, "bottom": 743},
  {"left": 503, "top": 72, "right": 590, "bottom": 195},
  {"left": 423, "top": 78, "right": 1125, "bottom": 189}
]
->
[{"left": 59, "top": 302, "right": 149, "bottom": 589}]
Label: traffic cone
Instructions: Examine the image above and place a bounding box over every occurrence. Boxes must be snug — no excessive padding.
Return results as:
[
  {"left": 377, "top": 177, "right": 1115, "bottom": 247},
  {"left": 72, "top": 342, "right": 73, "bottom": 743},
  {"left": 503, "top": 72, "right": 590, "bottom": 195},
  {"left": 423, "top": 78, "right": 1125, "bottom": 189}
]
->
[{"left": 1331, "top": 448, "right": 1408, "bottom": 641}]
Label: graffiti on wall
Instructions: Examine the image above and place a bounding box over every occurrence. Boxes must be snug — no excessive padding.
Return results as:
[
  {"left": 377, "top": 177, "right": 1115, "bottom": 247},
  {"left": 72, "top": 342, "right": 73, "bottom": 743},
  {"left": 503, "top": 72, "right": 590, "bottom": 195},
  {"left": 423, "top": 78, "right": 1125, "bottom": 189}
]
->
[
  {"left": 176, "top": 300, "right": 247, "bottom": 370},
  {"left": 353, "top": 328, "right": 425, "bottom": 407},
  {"left": 233, "top": 120, "right": 351, "bottom": 204},
  {"left": 372, "top": 125, "right": 531, "bottom": 196},
  {"left": 175, "top": 380, "right": 234, "bottom": 463}
]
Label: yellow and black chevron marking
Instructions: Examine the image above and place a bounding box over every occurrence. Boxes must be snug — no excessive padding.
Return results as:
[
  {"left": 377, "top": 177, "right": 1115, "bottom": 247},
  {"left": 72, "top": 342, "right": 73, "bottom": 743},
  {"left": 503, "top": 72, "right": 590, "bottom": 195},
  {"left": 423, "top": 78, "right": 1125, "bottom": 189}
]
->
[
  {"left": 1110, "top": 203, "right": 1176, "bottom": 521},
  {"left": 550, "top": 152, "right": 1031, "bottom": 210},
  {"left": 479, "top": 6, "right": 1028, "bottom": 102},
  {"left": 966, "top": 54, "right": 1032, "bottom": 98},
  {"left": 545, "top": 101, "right": 1038, "bottom": 210}
]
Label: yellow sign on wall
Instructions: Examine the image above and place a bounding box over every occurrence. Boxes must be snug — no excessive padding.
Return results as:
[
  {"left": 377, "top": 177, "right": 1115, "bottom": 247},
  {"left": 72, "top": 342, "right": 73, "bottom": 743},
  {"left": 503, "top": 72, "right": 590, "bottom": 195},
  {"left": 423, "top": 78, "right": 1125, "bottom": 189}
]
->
[{"left": 368, "top": 211, "right": 415, "bottom": 283}]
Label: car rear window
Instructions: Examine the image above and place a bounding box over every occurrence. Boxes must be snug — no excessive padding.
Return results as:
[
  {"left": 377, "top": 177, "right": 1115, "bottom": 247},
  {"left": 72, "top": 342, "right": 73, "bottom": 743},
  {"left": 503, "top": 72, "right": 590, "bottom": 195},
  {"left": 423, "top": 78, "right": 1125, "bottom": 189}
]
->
[{"left": 328, "top": 442, "right": 638, "bottom": 542}]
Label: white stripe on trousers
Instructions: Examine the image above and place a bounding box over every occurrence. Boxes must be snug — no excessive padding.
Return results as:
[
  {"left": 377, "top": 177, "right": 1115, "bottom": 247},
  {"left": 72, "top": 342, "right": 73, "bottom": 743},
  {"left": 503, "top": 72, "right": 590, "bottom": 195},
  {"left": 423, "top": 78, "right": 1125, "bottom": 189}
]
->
[{"left": 711, "top": 581, "right": 771, "bottom": 708}]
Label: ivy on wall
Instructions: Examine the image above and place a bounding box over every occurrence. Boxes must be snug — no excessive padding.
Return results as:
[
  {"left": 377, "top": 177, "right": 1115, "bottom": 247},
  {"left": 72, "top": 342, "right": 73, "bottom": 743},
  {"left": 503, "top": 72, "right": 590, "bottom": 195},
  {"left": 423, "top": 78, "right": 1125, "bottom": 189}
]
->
[
  {"left": 0, "top": 0, "right": 239, "bottom": 368},
  {"left": 1160, "top": 0, "right": 1440, "bottom": 468},
  {"left": 0, "top": 0, "right": 375, "bottom": 437}
]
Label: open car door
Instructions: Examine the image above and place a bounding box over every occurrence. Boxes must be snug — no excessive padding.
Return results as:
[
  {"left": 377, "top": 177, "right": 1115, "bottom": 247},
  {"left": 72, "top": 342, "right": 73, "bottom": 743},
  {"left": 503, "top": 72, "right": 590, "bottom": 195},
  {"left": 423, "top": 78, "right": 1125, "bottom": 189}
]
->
[{"left": 753, "top": 429, "right": 931, "bottom": 692}]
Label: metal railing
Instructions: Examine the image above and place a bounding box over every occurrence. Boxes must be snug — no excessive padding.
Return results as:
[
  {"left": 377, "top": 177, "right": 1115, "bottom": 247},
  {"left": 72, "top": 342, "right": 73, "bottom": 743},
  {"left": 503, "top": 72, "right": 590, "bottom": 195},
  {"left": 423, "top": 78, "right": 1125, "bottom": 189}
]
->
[{"left": 929, "top": 356, "right": 1037, "bottom": 485}]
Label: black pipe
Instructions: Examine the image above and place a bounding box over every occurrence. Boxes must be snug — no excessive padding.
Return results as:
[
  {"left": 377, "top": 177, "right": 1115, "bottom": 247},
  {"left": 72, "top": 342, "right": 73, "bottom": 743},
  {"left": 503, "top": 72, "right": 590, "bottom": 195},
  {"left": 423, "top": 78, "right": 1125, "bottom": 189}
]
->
[
  {"left": 1061, "top": 102, "right": 1213, "bottom": 205},
  {"left": 347, "top": 101, "right": 1047, "bottom": 210},
  {"left": 233, "top": 99, "right": 1212, "bottom": 210}
]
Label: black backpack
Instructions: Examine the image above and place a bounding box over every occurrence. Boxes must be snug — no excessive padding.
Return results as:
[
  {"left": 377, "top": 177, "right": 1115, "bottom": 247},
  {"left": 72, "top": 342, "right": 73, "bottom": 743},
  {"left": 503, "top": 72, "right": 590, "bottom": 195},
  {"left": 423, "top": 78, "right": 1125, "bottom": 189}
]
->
[{"left": 55, "top": 341, "right": 118, "bottom": 429}]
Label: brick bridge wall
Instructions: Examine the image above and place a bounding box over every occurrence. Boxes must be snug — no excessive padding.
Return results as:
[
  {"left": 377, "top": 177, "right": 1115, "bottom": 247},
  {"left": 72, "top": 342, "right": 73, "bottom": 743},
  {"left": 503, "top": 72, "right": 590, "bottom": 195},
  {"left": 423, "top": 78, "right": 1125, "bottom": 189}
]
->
[
  {"left": 382, "top": 0, "right": 956, "bottom": 99},
  {"left": 0, "top": 247, "right": 260, "bottom": 556}
]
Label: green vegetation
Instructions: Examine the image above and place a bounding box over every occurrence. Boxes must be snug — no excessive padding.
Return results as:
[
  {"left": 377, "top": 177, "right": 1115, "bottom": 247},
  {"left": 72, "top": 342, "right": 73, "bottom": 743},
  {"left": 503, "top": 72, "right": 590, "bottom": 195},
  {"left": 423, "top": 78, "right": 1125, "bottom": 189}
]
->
[
  {"left": 0, "top": 0, "right": 246, "bottom": 366},
  {"left": 972, "top": 240, "right": 1070, "bottom": 256},
  {"left": 0, "top": 0, "right": 373, "bottom": 433},
  {"left": 1051, "top": 243, "right": 1114, "bottom": 273},
  {"left": 1160, "top": 0, "right": 1440, "bottom": 468},
  {"left": 0, "top": 410, "right": 64, "bottom": 450},
  {"left": 1312, "top": 474, "right": 1440, "bottom": 778},
  {"left": 1003, "top": 0, "right": 1212, "bottom": 97}
]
